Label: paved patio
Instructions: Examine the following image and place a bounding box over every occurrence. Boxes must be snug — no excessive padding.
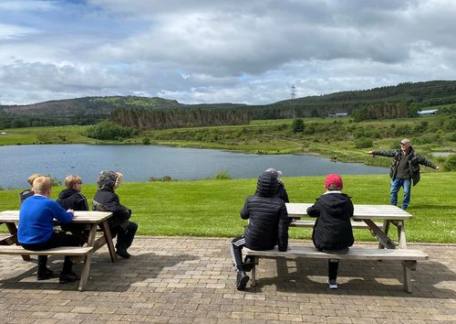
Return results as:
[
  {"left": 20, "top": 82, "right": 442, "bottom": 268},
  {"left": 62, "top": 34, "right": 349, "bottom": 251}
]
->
[{"left": 0, "top": 237, "right": 455, "bottom": 323}]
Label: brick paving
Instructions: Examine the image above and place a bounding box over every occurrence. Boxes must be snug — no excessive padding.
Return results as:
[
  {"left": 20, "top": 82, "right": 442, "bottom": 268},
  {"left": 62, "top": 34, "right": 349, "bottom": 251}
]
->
[{"left": 1, "top": 237, "right": 456, "bottom": 323}]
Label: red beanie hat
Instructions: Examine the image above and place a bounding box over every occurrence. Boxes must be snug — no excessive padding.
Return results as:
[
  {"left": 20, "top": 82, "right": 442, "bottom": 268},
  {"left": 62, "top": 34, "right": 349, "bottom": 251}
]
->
[{"left": 324, "top": 174, "right": 343, "bottom": 190}]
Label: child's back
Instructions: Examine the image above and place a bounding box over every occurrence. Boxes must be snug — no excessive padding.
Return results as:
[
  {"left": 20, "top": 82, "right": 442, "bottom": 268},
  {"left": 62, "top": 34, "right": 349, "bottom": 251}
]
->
[
  {"left": 306, "top": 174, "right": 354, "bottom": 289},
  {"left": 307, "top": 191, "right": 354, "bottom": 251}
]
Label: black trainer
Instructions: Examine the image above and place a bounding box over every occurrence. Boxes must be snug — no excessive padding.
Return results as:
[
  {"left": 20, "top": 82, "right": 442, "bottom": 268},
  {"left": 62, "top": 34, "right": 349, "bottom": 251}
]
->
[
  {"left": 59, "top": 271, "right": 79, "bottom": 284},
  {"left": 37, "top": 267, "right": 54, "bottom": 280},
  {"left": 116, "top": 248, "right": 131, "bottom": 259},
  {"left": 236, "top": 271, "right": 249, "bottom": 291}
]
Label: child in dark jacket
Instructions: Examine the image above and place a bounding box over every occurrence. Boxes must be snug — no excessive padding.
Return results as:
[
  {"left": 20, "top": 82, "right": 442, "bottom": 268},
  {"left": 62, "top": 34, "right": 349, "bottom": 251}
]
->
[
  {"left": 230, "top": 171, "right": 289, "bottom": 290},
  {"left": 19, "top": 173, "right": 43, "bottom": 204},
  {"left": 57, "top": 175, "right": 89, "bottom": 242},
  {"left": 93, "top": 171, "right": 138, "bottom": 259},
  {"left": 57, "top": 175, "right": 89, "bottom": 211},
  {"left": 307, "top": 174, "right": 354, "bottom": 289}
]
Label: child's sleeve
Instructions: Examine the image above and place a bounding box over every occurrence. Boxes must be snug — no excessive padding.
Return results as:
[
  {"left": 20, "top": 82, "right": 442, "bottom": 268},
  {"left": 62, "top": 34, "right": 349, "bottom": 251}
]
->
[
  {"left": 51, "top": 201, "right": 73, "bottom": 224},
  {"left": 306, "top": 199, "right": 321, "bottom": 217},
  {"left": 240, "top": 198, "right": 250, "bottom": 219}
]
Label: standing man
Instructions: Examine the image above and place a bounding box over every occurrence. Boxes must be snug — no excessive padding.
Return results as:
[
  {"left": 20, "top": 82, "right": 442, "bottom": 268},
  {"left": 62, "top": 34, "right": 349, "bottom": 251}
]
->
[{"left": 368, "top": 138, "right": 438, "bottom": 209}]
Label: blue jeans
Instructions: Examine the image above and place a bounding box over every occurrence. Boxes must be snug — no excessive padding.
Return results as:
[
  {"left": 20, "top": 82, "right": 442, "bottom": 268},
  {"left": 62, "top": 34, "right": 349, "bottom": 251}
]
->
[{"left": 390, "top": 178, "right": 412, "bottom": 209}]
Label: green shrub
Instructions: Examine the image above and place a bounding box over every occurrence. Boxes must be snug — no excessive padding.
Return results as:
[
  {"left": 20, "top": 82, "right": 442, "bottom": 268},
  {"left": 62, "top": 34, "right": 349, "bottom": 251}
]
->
[
  {"left": 354, "top": 138, "right": 373, "bottom": 149},
  {"left": 444, "top": 155, "right": 456, "bottom": 171},
  {"left": 291, "top": 119, "right": 304, "bottom": 133},
  {"left": 446, "top": 132, "right": 456, "bottom": 142},
  {"left": 149, "top": 175, "right": 173, "bottom": 182},
  {"left": 214, "top": 170, "right": 231, "bottom": 180},
  {"left": 86, "top": 121, "right": 138, "bottom": 140},
  {"left": 445, "top": 118, "right": 456, "bottom": 131},
  {"left": 142, "top": 137, "right": 151, "bottom": 145}
]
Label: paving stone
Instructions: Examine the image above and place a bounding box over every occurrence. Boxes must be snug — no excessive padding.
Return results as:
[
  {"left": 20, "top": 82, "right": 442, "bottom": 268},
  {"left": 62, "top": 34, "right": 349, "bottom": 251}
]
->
[{"left": 0, "top": 237, "right": 455, "bottom": 324}]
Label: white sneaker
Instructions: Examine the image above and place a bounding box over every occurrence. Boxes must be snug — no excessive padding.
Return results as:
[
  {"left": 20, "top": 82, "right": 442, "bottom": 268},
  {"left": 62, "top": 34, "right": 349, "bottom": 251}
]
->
[{"left": 328, "top": 279, "right": 338, "bottom": 289}]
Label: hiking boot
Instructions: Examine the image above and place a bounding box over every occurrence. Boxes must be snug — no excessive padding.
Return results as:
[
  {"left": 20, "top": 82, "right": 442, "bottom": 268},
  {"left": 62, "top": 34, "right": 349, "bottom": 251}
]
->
[
  {"left": 116, "top": 248, "right": 131, "bottom": 259},
  {"left": 328, "top": 279, "right": 338, "bottom": 289},
  {"left": 236, "top": 271, "right": 249, "bottom": 291},
  {"left": 59, "top": 271, "right": 79, "bottom": 284},
  {"left": 37, "top": 267, "right": 54, "bottom": 280}
]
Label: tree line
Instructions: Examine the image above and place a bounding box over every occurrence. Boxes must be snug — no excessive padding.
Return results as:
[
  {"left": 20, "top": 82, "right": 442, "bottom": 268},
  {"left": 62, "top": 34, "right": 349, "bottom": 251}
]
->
[{"left": 111, "top": 107, "right": 251, "bottom": 129}]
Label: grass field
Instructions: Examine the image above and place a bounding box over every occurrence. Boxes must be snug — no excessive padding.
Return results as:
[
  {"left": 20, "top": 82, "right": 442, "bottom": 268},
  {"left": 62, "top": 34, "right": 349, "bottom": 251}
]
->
[{"left": 1, "top": 172, "right": 455, "bottom": 243}]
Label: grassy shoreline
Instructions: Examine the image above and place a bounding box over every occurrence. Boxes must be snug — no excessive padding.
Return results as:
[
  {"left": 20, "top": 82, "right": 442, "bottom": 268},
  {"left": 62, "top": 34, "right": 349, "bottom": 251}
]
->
[
  {"left": 1, "top": 172, "right": 455, "bottom": 243},
  {"left": 1, "top": 116, "right": 455, "bottom": 170}
]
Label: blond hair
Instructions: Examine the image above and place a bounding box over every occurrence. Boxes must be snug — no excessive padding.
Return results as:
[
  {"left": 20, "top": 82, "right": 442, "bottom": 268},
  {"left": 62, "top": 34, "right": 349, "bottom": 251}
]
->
[
  {"left": 32, "top": 176, "right": 52, "bottom": 195},
  {"left": 114, "top": 172, "right": 123, "bottom": 188},
  {"left": 27, "top": 173, "right": 43, "bottom": 186},
  {"left": 64, "top": 175, "right": 82, "bottom": 189}
]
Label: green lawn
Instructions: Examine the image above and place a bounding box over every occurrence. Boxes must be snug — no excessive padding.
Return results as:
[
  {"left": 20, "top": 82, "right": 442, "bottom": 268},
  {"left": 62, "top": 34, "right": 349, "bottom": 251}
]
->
[{"left": 1, "top": 172, "right": 455, "bottom": 243}]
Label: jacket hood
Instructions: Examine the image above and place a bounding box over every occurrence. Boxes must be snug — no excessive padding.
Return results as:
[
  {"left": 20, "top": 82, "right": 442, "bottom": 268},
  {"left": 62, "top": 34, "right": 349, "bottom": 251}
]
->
[
  {"left": 320, "top": 192, "right": 350, "bottom": 215},
  {"left": 96, "top": 171, "right": 117, "bottom": 190},
  {"left": 58, "top": 188, "right": 78, "bottom": 200},
  {"left": 256, "top": 172, "right": 279, "bottom": 197}
]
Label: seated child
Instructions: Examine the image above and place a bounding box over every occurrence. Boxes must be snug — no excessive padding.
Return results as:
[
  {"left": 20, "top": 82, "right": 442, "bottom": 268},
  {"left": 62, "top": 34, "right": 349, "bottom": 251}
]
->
[
  {"left": 264, "top": 168, "right": 289, "bottom": 203},
  {"left": 307, "top": 174, "right": 354, "bottom": 289},
  {"left": 57, "top": 175, "right": 89, "bottom": 242},
  {"left": 57, "top": 175, "right": 89, "bottom": 211},
  {"left": 93, "top": 171, "right": 138, "bottom": 259},
  {"left": 19, "top": 173, "right": 43, "bottom": 204},
  {"left": 18, "top": 176, "right": 81, "bottom": 283},
  {"left": 230, "top": 171, "right": 289, "bottom": 290}
]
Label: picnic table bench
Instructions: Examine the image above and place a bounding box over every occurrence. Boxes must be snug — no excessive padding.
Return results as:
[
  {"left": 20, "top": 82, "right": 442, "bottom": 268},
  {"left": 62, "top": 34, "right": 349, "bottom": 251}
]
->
[
  {"left": 243, "top": 203, "right": 428, "bottom": 293},
  {"left": 0, "top": 210, "right": 115, "bottom": 291}
]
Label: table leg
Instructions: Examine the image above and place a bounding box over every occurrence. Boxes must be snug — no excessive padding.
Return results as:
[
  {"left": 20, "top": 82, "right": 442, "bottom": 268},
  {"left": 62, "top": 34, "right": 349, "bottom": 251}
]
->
[
  {"left": 101, "top": 221, "right": 117, "bottom": 262},
  {"left": 5, "top": 222, "right": 31, "bottom": 261},
  {"left": 396, "top": 220, "right": 407, "bottom": 249},
  {"left": 364, "top": 219, "right": 395, "bottom": 249},
  {"left": 87, "top": 224, "right": 98, "bottom": 246},
  {"left": 378, "top": 220, "right": 391, "bottom": 249}
]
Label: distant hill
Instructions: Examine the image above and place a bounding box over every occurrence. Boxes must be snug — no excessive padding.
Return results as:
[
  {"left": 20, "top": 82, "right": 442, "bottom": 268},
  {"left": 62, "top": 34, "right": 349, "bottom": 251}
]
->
[
  {"left": 1, "top": 80, "right": 456, "bottom": 129},
  {"left": 248, "top": 80, "right": 456, "bottom": 117}
]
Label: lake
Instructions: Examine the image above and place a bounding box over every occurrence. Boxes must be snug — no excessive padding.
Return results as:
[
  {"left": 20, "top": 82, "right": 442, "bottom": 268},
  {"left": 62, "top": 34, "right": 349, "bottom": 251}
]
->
[{"left": 0, "top": 144, "right": 387, "bottom": 188}]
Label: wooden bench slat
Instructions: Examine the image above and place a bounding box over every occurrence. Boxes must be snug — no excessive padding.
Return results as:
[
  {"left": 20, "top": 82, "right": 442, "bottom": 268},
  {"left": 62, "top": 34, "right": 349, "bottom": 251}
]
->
[
  {"left": 0, "top": 245, "right": 93, "bottom": 256},
  {"left": 290, "top": 220, "right": 383, "bottom": 229},
  {"left": 244, "top": 246, "right": 428, "bottom": 261}
]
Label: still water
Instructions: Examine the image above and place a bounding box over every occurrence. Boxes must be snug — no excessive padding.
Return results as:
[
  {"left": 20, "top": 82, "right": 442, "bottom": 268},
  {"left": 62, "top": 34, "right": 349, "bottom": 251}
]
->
[{"left": 0, "top": 144, "right": 387, "bottom": 188}]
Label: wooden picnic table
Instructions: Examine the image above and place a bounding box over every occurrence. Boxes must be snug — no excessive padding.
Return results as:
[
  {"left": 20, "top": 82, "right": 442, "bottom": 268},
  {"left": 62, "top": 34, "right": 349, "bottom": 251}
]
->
[
  {"left": 286, "top": 203, "right": 413, "bottom": 249},
  {"left": 0, "top": 210, "right": 117, "bottom": 262}
]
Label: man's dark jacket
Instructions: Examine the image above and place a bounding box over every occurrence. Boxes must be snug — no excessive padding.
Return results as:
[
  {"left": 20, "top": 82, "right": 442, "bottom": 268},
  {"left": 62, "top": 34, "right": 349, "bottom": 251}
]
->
[
  {"left": 307, "top": 192, "right": 354, "bottom": 251},
  {"left": 242, "top": 172, "right": 289, "bottom": 251},
  {"left": 372, "top": 147, "right": 436, "bottom": 186},
  {"left": 57, "top": 189, "right": 89, "bottom": 211}
]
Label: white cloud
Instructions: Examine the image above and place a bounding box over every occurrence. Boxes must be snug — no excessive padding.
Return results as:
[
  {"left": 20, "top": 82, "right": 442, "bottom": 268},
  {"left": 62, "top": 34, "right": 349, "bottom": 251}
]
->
[
  {"left": 1, "top": 0, "right": 456, "bottom": 105},
  {"left": 0, "top": 23, "right": 39, "bottom": 40},
  {"left": 0, "top": 0, "right": 57, "bottom": 12}
]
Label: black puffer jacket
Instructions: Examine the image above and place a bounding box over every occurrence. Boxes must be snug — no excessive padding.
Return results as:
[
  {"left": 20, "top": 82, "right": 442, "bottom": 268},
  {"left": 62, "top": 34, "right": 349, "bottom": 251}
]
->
[
  {"left": 93, "top": 189, "right": 131, "bottom": 229},
  {"left": 57, "top": 189, "right": 89, "bottom": 211},
  {"left": 307, "top": 192, "right": 354, "bottom": 251},
  {"left": 242, "top": 172, "right": 289, "bottom": 251}
]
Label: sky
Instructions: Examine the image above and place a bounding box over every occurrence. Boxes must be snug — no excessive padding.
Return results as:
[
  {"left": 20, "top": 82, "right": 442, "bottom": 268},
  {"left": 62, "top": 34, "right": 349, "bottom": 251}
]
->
[{"left": 0, "top": 0, "right": 455, "bottom": 105}]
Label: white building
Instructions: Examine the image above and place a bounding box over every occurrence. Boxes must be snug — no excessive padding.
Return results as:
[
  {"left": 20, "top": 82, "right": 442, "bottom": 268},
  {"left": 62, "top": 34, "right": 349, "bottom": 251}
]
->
[
  {"left": 329, "top": 112, "right": 348, "bottom": 117},
  {"left": 417, "top": 109, "right": 438, "bottom": 116}
]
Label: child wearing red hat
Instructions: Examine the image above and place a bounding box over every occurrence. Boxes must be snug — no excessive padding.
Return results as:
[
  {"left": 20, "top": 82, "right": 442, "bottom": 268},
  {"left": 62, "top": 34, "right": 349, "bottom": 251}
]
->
[{"left": 307, "top": 174, "right": 354, "bottom": 289}]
